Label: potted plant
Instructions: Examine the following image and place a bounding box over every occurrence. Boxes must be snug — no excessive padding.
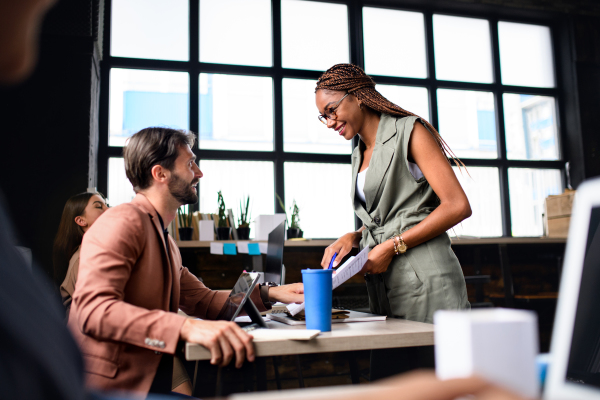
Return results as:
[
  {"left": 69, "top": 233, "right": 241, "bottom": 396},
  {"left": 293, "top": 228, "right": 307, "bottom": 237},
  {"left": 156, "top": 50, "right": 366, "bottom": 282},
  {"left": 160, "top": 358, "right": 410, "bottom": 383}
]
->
[
  {"left": 276, "top": 194, "right": 303, "bottom": 239},
  {"left": 177, "top": 205, "right": 193, "bottom": 241},
  {"left": 216, "top": 191, "right": 231, "bottom": 240},
  {"left": 237, "top": 195, "right": 251, "bottom": 240}
]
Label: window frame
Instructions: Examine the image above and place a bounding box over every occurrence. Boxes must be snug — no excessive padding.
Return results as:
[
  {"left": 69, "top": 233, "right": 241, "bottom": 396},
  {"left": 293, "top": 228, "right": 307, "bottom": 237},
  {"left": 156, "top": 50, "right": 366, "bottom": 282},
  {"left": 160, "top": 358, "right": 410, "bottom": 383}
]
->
[{"left": 98, "top": 0, "right": 566, "bottom": 238}]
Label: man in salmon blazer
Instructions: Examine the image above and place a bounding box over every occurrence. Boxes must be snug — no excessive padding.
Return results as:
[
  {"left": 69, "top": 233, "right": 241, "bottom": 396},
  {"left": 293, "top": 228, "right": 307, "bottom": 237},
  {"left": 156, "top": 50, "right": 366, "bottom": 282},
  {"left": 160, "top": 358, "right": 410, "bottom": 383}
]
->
[{"left": 69, "top": 127, "right": 304, "bottom": 396}]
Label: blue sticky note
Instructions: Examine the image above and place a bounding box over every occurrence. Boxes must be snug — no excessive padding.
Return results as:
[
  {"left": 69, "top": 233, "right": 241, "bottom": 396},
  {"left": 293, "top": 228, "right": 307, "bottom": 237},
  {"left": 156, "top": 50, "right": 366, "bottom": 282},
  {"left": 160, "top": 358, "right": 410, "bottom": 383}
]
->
[
  {"left": 223, "top": 243, "right": 237, "bottom": 255},
  {"left": 247, "top": 243, "right": 261, "bottom": 256}
]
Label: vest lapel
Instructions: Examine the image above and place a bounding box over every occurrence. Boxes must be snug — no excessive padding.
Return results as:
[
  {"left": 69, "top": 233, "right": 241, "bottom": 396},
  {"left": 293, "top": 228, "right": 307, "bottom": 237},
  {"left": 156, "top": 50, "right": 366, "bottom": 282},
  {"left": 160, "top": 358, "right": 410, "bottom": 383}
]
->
[{"left": 363, "top": 114, "right": 397, "bottom": 212}]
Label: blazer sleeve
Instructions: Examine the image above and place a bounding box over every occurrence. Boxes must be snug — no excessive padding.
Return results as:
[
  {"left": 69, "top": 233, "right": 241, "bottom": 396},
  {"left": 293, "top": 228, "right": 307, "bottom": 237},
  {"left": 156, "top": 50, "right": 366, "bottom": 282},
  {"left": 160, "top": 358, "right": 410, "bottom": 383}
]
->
[{"left": 71, "top": 205, "right": 187, "bottom": 355}]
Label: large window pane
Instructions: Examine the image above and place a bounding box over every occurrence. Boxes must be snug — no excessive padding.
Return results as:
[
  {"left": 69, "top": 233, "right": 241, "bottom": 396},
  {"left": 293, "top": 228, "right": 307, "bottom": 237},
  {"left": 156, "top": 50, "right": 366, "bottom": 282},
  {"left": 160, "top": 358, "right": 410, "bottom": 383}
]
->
[
  {"left": 111, "top": 0, "right": 188, "bottom": 61},
  {"left": 199, "top": 74, "right": 273, "bottom": 151},
  {"left": 283, "top": 78, "right": 352, "bottom": 154},
  {"left": 498, "top": 22, "right": 555, "bottom": 88},
  {"left": 281, "top": 0, "right": 349, "bottom": 71},
  {"left": 509, "top": 168, "right": 562, "bottom": 237},
  {"left": 109, "top": 69, "right": 189, "bottom": 147},
  {"left": 363, "top": 8, "right": 427, "bottom": 78},
  {"left": 198, "top": 161, "right": 274, "bottom": 239},
  {"left": 284, "top": 163, "right": 354, "bottom": 238},
  {"left": 377, "top": 85, "right": 430, "bottom": 121},
  {"left": 433, "top": 15, "right": 493, "bottom": 83},
  {"left": 450, "top": 167, "right": 502, "bottom": 237},
  {"left": 200, "top": 0, "right": 272, "bottom": 67},
  {"left": 437, "top": 89, "right": 497, "bottom": 159},
  {"left": 108, "top": 158, "right": 135, "bottom": 207},
  {"left": 504, "top": 94, "right": 559, "bottom": 160}
]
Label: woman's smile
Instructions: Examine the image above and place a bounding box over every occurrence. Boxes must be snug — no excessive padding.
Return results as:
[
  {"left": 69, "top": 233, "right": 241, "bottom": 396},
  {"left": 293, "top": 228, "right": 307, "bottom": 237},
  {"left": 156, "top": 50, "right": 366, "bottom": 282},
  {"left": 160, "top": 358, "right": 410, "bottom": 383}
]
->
[{"left": 335, "top": 123, "right": 346, "bottom": 136}]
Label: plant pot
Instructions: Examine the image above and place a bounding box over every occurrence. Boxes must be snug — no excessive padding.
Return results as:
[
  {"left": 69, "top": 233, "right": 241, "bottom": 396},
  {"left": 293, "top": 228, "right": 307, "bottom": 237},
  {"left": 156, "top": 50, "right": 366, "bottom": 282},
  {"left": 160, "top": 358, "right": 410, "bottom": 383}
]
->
[
  {"left": 287, "top": 228, "right": 303, "bottom": 239},
  {"left": 237, "top": 227, "right": 250, "bottom": 240},
  {"left": 178, "top": 227, "right": 193, "bottom": 241},
  {"left": 216, "top": 227, "right": 232, "bottom": 240}
]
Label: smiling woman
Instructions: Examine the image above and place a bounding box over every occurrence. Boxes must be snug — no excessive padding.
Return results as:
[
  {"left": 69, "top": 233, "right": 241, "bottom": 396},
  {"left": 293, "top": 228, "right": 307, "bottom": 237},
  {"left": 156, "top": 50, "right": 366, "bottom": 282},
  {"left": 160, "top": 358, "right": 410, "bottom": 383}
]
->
[{"left": 315, "top": 64, "right": 471, "bottom": 325}]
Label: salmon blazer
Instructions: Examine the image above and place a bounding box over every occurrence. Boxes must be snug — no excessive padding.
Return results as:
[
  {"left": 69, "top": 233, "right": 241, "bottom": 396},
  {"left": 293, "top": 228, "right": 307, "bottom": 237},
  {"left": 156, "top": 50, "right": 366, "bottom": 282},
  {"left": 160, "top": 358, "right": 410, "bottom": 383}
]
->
[{"left": 69, "top": 193, "right": 264, "bottom": 394}]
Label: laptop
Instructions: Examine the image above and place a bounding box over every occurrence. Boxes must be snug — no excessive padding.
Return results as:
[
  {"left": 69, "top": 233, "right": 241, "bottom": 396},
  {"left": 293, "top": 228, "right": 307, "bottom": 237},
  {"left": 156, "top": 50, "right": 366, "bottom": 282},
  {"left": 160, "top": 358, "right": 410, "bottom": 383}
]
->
[
  {"left": 264, "top": 220, "right": 286, "bottom": 285},
  {"left": 545, "top": 177, "right": 600, "bottom": 399}
]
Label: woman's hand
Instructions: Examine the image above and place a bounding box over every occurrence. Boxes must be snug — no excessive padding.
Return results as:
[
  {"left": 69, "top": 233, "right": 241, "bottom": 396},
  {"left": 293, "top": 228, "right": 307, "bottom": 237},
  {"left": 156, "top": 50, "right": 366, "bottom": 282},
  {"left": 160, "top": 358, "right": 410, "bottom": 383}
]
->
[
  {"left": 361, "top": 239, "right": 395, "bottom": 275},
  {"left": 321, "top": 230, "right": 362, "bottom": 268}
]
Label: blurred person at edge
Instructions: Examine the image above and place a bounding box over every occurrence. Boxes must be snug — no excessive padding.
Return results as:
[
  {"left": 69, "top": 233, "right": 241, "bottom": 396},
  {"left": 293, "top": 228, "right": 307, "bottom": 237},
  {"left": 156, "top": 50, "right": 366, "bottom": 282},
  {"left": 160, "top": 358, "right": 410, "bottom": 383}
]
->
[{"left": 0, "top": 1, "right": 87, "bottom": 400}]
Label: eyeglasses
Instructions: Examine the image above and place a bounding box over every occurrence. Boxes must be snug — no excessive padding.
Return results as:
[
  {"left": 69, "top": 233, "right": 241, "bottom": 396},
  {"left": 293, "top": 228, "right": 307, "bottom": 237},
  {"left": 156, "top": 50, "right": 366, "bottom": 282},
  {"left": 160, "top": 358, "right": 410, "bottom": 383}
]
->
[{"left": 318, "top": 93, "right": 349, "bottom": 124}]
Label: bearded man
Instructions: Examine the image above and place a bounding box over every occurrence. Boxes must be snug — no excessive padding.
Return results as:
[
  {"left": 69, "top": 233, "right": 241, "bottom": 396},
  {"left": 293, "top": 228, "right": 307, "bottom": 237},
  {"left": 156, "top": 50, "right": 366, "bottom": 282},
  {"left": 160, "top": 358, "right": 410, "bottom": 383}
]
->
[{"left": 69, "top": 127, "right": 304, "bottom": 396}]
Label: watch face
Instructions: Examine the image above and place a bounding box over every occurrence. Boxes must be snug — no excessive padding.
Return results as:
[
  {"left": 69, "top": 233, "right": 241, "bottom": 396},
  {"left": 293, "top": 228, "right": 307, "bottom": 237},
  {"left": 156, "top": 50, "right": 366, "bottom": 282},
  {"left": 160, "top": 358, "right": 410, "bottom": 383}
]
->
[{"left": 399, "top": 242, "right": 407, "bottom": 252}]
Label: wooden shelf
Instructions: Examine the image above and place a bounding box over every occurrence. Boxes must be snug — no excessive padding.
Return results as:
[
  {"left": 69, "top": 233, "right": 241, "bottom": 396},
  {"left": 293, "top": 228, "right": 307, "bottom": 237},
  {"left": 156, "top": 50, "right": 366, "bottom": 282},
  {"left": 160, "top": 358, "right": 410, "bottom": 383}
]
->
[
  {"left": 177, "top": 239, "right": 335, "bottom": 248},
  {"left": 177, "top": 236, "right": 566, "bottom": 248}
]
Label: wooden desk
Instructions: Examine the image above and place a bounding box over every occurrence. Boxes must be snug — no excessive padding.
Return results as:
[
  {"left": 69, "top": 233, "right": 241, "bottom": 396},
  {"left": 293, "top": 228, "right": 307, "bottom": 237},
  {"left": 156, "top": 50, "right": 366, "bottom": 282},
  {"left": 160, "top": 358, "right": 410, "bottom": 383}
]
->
[{"left": 185, "top": 318, "right": 434, "bottom": 361}]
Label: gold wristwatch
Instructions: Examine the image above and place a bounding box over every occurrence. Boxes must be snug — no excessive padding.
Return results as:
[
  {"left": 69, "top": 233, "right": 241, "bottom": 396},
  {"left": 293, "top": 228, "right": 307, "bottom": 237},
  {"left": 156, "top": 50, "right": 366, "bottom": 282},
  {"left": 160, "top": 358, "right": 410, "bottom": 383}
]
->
[{"left": 393, "top": 235, "right": 407, "bottom": 255}]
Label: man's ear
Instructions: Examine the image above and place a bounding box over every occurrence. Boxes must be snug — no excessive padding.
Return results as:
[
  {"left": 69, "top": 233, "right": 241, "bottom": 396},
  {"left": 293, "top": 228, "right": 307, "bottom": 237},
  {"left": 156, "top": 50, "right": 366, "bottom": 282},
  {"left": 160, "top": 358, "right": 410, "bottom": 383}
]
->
[
  {"left": 150, "top": 164, "right": 170, "bottom": 184},
  {"left": 74, "top": 216, "right": 87, "bottom": 228}
]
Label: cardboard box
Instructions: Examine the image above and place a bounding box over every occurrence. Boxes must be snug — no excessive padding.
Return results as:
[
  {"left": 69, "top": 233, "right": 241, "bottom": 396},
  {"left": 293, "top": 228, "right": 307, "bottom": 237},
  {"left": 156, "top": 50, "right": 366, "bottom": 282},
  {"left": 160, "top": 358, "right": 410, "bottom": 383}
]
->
[
  {"left": 545, "top": 190, "right": 575, "bottom": 218},
  {"left": 546, "top": 216, "right": 571, "bottom": 238},
  {"left": 544, "top": 190, "right": 575, "bottom": 237}
]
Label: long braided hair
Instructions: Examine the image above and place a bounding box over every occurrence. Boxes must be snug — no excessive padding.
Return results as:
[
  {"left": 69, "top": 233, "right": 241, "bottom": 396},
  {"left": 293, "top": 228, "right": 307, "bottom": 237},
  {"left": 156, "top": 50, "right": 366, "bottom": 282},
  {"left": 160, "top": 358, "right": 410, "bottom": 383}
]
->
[{"left": 315, "top": 63, "right": 463, "bottom": 167}]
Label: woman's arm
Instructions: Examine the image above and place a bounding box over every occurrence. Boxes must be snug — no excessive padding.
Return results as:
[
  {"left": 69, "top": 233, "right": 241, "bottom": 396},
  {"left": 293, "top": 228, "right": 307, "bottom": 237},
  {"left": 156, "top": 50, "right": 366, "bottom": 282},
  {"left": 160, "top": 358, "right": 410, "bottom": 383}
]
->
[
  {"left": 402, "top": 121, "right": 471, "bottom": 249},
  {"left": 361, "top": 122, "right": 471, "bottom": 275}
]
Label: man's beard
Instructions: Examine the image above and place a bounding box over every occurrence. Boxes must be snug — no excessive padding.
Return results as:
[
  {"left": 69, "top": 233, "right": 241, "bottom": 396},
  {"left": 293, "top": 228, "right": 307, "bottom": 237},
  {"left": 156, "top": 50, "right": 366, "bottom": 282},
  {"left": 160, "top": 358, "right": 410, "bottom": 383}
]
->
[{"left": 168, "top": 172, "right": 198, "bottom": 205}]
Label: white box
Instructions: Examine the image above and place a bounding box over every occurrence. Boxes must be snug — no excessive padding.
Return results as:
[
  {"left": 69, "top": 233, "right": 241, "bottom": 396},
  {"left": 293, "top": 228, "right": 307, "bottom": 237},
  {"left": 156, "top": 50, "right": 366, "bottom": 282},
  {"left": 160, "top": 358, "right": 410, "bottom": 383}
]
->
[
  {"left": 434, "top": 308, "right": 539, "bottom": 398},
  {"left": 254, "top": 214, "right": 286, "bottom": 241},
  {"left": 198, "top": 220, "right": 215, "bottom": 241}
]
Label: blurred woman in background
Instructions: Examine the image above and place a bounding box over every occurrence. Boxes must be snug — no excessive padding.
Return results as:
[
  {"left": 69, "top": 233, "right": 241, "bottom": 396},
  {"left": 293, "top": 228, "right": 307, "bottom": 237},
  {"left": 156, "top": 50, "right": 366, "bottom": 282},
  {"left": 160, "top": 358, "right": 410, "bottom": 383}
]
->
[{"left": 53, "top": 191, "right": 107, "bottom": 318}]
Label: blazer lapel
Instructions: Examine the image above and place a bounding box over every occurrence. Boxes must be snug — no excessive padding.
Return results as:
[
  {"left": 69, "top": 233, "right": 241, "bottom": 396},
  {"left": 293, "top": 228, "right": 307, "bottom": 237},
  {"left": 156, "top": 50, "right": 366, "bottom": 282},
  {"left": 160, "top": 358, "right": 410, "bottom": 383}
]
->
[
  {"left": 132, "top": 194, "right": 174, "bottom": 310},
  {"left": 363, "top": 114, "right": 397, "bottom": 212}
]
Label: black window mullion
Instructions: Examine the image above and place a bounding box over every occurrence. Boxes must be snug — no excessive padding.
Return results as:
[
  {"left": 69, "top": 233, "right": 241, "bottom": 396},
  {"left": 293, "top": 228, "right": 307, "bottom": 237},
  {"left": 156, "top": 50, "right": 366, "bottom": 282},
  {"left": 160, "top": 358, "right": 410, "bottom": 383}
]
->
[
  {"left": 490, "top": 17, "right": 512, "bottom": 237},
  {"left": 272, "top": 0, "right": 285, "bottom": 214},
  {"left": 189, "top": 0, "right": 200, "bottom": 137},
  {"left": 348, "top": 0, "right": 364, "bottom": 68},
  {"left": 424, "top": 11, "right": 439, "bottom": 130},
  {"left": 98, "top": 0, "right": 113, "bottom": 197}
]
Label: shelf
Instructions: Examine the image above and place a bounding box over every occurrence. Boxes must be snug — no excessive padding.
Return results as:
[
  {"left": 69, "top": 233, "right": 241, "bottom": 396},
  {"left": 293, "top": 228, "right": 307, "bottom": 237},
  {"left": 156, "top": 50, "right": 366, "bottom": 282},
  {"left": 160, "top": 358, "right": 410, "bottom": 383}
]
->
[
  {"left": 177, "top": 239, "right": 335, "bottom": 248},
  {"left": 177, "top": 236, "right": 566, "bottom": 248}
]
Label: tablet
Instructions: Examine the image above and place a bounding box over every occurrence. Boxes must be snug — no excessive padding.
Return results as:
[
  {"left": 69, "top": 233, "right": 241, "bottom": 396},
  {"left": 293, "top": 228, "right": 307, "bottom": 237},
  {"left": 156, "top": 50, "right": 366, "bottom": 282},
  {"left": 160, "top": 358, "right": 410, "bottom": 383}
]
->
[{"left": 228, "top": 272, "right": 261, "bottom": 321}]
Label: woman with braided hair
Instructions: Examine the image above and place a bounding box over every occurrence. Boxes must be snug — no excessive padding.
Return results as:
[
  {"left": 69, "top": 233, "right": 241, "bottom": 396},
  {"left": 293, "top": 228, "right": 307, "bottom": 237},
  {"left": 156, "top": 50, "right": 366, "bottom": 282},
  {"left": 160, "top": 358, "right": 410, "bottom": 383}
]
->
[{"left": 317, "top": 64, "right": 471, "bottom": 325}]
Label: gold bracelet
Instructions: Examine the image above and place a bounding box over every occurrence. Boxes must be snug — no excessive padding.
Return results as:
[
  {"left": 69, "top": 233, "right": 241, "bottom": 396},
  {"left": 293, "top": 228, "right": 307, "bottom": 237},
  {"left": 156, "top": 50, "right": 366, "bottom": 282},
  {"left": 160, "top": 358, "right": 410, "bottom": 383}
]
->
[{"left": 393, "top": 234, "right": 407, "bottom": 255}]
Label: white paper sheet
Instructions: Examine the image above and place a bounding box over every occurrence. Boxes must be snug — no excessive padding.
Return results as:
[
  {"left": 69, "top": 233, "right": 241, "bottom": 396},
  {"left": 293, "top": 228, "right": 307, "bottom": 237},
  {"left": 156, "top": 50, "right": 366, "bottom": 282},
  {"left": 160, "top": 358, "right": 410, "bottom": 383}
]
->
[
  {"left": 209, "top": 242, "right": 223, "bottom": 255},
  {"left": 237, "top": 241, "right": 250, "bottom": 254},
  {"left": 286, "top": 247, "right": 369, "bottom": 316}
]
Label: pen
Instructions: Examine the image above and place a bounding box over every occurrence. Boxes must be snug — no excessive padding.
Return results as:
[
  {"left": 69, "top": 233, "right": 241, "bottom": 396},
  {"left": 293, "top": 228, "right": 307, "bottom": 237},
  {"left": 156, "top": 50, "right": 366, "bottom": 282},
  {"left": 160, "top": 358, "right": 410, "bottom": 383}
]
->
[{"left": 327, "top": 252, "right": 338, "bottom": 270}]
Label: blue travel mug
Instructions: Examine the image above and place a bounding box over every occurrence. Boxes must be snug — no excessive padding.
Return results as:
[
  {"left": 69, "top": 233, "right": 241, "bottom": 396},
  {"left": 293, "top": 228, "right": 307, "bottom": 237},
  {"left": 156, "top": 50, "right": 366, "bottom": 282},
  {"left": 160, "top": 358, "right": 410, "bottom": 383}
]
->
[{"left": 301, "top": 269, "right": 333, "bottom": 332}]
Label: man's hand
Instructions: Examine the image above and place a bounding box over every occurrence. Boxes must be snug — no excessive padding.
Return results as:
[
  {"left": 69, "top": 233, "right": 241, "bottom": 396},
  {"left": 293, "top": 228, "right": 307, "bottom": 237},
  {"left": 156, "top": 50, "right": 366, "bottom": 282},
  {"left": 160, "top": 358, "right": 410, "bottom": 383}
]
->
[
  {"left": 179, "top": 319, "right": 254, "bottom": 368},
  {"left": 268, "top": 282, "right": 304, "bottom": 304}
]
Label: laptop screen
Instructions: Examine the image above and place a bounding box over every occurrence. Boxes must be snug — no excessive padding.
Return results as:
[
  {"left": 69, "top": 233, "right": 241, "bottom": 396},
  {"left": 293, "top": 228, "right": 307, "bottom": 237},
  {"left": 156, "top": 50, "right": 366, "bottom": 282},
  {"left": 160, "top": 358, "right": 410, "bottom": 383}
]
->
[
  {"left": 566, "top": 206, "right": 600, "bottom": 387},
  {"left": 264, "top": 220, "right": 285, "bottom": 284}
]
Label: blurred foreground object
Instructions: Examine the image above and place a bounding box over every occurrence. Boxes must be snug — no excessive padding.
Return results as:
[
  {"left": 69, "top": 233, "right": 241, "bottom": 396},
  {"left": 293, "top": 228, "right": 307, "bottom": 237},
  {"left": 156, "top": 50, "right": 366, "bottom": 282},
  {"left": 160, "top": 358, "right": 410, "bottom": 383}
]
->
[{"left": 435, "top": 308, "right": 539, "bottom": 398}]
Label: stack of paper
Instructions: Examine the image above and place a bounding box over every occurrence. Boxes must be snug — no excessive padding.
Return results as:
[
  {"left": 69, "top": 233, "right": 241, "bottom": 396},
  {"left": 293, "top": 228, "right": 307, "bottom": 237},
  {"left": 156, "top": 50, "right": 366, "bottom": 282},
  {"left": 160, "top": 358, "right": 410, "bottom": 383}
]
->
[{"left": 286, "top": 247, "right": 369, "bottom": 316}]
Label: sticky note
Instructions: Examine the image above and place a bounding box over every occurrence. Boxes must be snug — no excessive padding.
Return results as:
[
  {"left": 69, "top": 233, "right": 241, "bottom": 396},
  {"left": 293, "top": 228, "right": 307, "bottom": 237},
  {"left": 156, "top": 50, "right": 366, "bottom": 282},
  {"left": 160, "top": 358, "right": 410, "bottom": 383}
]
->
[
  {"left": 223, "top": 243, "right": 237, "bottom": 255},
  {"left": 209, "top": 242, "right": 223, "bottom": 255},
  {"left": 259, "top": 242, "right": 268, "bottom": 254},
  {"left": 248, "top": 243, "right": 261, "bottom": 256},
  {"left": 237, "top": 241, "right": 250, "bottom": 254}
]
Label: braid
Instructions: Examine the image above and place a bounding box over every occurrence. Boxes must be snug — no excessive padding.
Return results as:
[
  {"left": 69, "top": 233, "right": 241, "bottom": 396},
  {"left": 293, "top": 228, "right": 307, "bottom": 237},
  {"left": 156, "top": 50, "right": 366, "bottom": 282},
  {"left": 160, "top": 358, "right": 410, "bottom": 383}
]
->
[{"left": 316, "top": 64, "right": 465, "bottom": 169}]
